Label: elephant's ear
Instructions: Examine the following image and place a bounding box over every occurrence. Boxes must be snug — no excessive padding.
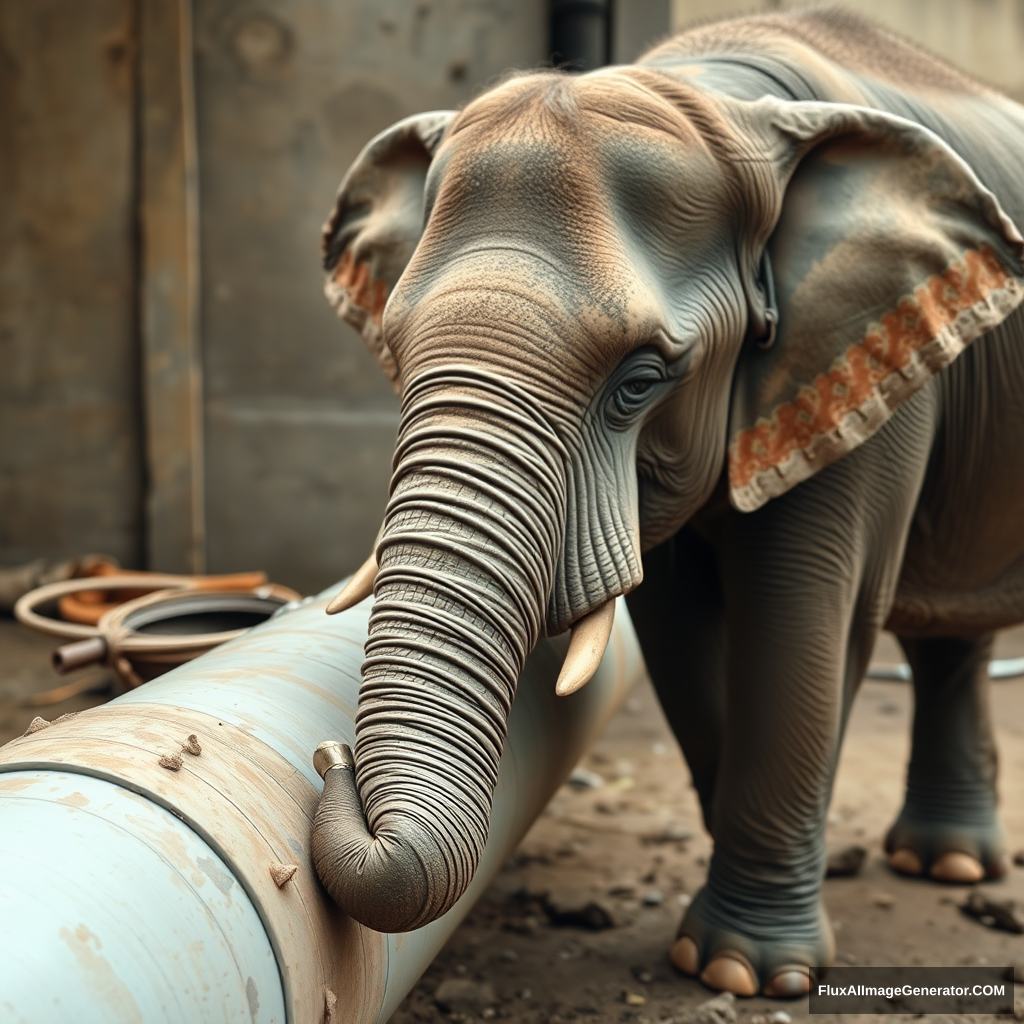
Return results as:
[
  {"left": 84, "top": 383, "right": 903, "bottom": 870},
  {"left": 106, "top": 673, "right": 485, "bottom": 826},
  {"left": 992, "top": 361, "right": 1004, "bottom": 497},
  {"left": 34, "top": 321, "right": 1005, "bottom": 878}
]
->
[
  {"left": 322, "top": 111, "right": 456, "bottom": 394},
  {"left": 728, "top": 100, "right": 1024, "bottom": 512}
]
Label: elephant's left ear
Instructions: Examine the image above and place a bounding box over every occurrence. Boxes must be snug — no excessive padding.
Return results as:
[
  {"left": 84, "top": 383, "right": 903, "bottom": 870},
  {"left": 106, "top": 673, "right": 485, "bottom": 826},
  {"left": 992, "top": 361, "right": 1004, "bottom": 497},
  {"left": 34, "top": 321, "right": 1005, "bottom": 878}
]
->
[
  {"left": 322, "top": 111, "right": 456, "bottom": 394},
  {"left": 728, "top": 99, "right": 1024, "bottom": 512}
]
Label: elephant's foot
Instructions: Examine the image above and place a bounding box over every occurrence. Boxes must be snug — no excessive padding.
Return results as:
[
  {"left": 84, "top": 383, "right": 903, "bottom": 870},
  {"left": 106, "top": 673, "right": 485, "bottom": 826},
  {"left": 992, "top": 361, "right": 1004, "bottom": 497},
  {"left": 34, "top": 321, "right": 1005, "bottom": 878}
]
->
[
  {"left": 669, "top": 885, "right": 833, "bottom": 998},
  {"left": 885, "top": 808, "right": 1007, "bottom": 883}
]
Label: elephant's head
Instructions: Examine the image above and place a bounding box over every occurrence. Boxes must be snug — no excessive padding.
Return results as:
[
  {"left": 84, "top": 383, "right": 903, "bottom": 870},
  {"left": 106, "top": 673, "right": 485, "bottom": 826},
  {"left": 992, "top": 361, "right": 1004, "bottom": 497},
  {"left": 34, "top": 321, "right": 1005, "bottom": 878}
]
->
[{"left": 311, "top": 69, "right": 1024, "bottom": 931}]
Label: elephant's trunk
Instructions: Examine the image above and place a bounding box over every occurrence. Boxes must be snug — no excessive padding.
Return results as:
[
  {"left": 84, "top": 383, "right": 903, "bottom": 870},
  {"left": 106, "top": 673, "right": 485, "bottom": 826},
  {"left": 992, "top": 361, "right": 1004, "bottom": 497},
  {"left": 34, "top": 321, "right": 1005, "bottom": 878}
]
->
[{"left": 312, "top": 368, "right": 567, "bottom": 931}]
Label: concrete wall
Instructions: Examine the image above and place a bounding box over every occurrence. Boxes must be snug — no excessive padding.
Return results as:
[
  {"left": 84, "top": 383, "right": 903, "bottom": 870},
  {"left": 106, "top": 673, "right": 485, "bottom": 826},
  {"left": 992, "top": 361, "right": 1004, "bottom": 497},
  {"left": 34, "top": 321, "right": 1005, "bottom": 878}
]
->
[
  {"left": 194, "top": 0, "right": 549, "bottom": 592},
  {"left": 671, "top": 0, "right": 1024, "bottom": 101},
  {"left": 0, "top": 2, "right": 143, "bottom": 568}
]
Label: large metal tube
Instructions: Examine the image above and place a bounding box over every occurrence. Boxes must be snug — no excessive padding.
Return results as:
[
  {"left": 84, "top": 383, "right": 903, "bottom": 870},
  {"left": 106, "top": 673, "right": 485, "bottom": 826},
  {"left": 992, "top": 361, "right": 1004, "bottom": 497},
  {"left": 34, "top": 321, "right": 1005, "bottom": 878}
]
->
[{"left": 0, "top": 586, "right": 645, "bottom": 1024}]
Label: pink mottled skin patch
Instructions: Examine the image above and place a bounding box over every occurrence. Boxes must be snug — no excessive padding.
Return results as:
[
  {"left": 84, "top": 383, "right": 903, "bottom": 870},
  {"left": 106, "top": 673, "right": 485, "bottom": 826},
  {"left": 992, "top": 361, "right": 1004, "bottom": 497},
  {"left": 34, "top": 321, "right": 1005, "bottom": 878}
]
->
[
  {"left": 333, "top": 249, "right": 389, "bottom": 327},
  {"left": 730, "top": 246, "right": 1010, "bottom": 490}
]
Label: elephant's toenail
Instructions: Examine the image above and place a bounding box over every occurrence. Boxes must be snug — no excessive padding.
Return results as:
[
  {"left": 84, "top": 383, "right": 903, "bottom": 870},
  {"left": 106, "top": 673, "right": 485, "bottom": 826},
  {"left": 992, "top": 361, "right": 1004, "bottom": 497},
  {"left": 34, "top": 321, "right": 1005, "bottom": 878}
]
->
[
  {"left": 888, "top": 848, "right": 923, "bottom": 876},
  {"left": 670, "top": 936, "right": 700, "bottom": 975},
  {"left": 930, "top": 851, "right": 984, "bottom": 883},
  {"left": 988, "top": 853, "right": 1010, "bottom": 879},
  {"left": 701, "top": 954, "right": 758, "bottom": 996},
  {"left": 764, "top": 968, "right": 810, "bottom": 998}
]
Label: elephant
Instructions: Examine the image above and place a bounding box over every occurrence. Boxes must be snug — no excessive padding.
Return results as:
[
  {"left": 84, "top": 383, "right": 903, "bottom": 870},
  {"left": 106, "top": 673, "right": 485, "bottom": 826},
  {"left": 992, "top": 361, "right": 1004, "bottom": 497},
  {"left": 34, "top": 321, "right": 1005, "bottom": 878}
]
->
[{"left": 310, "top": 8, "right": 1024, "bottom": 999}]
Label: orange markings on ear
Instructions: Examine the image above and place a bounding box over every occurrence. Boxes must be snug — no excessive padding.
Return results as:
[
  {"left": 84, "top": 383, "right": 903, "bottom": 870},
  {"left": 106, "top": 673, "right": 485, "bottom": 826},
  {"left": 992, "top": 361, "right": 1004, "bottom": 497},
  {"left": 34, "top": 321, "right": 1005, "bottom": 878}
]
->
[
  {"left": 730, "top": 246, "right": 1010, "bottom": 491},
  {"left": 334, "top": 250, "right": 391, "bottom": 327}
]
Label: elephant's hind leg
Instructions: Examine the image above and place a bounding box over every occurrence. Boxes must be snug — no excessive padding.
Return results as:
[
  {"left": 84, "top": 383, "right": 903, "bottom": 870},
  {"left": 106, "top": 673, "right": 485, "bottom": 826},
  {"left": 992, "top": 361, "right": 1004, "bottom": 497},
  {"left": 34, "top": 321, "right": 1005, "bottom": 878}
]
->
[{"left": 886, "top": 634, "right": 1008, "bottom": 882}]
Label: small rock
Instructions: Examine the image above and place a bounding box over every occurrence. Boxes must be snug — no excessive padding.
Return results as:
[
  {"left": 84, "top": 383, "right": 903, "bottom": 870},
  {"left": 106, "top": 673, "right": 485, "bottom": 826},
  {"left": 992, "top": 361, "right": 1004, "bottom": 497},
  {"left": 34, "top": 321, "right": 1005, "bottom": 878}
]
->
[
  {"left": 645, "top": 822, "right": 694, "bottom": 844},
  {"left": 826, "top": 844, "right": 868, "bottom": 878},
  {"left": 433, "top": 979, "right": 497, "bottom": 1015},
  {"left": 23, "top": 716, "right": 51, "bottom": 736},
  {"left": 502, "top": 915, "right": 539, "bottom": 935},
  {"left": 542, "top": 889, "right": 615, "bottom": 930},
  {"left": 23, "top": 711, "right": 80, "bottom": 737},
  {"left": 750, "top": 1016, "right": 766, "bottom": 1024},
  {"left": 768, "top": 1013, "right": 792, "bottom": 1024},
  {"left": 675, "top": 991, "right": 737, "bottom": 1024},
  {"left": 481, "top": 1009, "right": 496, "bottom": 1020},
  {"left": 961, "top": 890, "right": 1024, "bottom": 934},
  {"left": 622, "top": 992, "right": 646, "bottom": 1006},
  {"left": 518, "top": 989, "right": 531, "bottom": 1001},
  {"left": 269, "top": 863, "right": 298, "bottom": 888},
  {"left": 872, "top": 893, "right": 895, "bottom": 909},
  {"left": 182, "top": 733, "right": 202, "bottom": 756},
  {"left": 631, "top": 966, "right": 653, "bottom": 984},
  {"left": 567, "top": 767, "right": 604, "bottom": 791},
  {"left": 608, "top": 882, "right": 636, "bottom": 898},
  {"left": 642, "top": 890, "right": 664, "bottom": 907},
  {"left": 1005, "top": 963, "right": 1023, "bottom": 983},
  {"left": 158, "top": 753, "right": 183, "bottom": 771},
  {"left": 500, "top": 948, "right": 518, "bottom": 962}
]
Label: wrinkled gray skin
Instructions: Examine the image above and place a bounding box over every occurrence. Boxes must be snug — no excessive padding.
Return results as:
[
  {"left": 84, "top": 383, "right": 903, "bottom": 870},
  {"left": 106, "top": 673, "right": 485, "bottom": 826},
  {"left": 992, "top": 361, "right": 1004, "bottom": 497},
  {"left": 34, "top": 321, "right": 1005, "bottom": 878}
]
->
[{"left": 312, "top": 10, "right": 1024, "bottom": 995}]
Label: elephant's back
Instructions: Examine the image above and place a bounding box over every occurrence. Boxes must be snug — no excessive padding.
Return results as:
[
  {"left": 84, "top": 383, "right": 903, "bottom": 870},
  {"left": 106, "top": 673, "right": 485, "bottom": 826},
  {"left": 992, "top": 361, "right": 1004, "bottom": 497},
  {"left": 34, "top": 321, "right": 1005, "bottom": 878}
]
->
[{"left": 644, "top": 10, "right": 1024, "bottom": 256}]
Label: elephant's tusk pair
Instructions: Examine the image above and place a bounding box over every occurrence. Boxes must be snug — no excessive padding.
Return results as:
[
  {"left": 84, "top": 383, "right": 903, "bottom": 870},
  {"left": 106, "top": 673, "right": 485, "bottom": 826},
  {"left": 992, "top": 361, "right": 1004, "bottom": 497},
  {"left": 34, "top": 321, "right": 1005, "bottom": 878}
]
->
[
  {"left": 326, "top": 553, "right": 378, "bottom": 615},
  {"left": 555, "top": 600, "right": 616, "bottom": 697}
]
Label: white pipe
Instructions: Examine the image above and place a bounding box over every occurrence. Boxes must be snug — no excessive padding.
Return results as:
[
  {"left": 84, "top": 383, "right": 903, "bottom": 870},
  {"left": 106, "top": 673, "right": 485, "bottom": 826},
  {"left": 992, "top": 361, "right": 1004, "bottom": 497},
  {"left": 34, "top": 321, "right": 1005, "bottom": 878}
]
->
[{"left": 0, "top": 588, "right": 645, "bottom": 1024}]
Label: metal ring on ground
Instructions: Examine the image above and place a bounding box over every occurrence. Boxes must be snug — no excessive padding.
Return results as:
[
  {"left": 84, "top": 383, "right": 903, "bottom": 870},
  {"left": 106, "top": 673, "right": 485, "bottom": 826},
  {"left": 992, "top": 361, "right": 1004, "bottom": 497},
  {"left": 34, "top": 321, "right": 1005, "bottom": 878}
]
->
[
  {"left": 14, "top": 575, "right": 200, "bottom": 640},
  {"left": 867, "top": 657, "right": 1024, "bottom": 682},
  {"left": 16, "top": 577, "right": 302, "bottom": 685}
]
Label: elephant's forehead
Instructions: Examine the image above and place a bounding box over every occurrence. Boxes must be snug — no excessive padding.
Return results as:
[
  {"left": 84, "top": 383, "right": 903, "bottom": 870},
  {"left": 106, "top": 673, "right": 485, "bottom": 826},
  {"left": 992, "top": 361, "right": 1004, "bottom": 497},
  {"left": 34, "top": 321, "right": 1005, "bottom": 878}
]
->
[
  {"left": 408, "top": 132, "right": 727, "bottom": 320},
  {"left": 430, "top": 115, "right": 726, "bottom": 258},
  {"left": 389, "top": 241, "right": 665, "bottom": 394},
  {"left": 390, "top": 77, "right": 738, "bottom": 391}
]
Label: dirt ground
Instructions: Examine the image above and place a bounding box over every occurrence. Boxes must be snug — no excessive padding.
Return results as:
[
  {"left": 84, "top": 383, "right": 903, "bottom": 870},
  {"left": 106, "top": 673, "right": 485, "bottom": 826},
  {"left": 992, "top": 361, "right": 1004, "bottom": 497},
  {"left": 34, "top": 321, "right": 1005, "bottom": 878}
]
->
[{"left": 1, "top": 618, "right": 1022, "bottom": 1023}]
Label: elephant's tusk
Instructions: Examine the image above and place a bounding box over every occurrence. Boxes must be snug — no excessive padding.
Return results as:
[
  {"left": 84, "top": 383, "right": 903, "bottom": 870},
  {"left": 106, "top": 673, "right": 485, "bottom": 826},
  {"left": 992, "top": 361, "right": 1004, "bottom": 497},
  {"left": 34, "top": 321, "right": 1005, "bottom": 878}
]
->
[
  {"left": 326, "top": 553, "right": 378, "bottom": 615},
  {"left": 555, "top": 600, "right": 616, "bottom": 697}
]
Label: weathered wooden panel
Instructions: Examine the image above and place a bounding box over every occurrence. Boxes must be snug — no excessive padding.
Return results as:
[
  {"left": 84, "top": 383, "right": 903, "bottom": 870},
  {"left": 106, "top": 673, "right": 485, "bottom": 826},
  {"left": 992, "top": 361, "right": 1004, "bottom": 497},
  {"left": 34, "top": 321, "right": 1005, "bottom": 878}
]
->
[
  {"left": 194, "top": 0, "right": 548, "bottom": 594},
  {"left": 0, "top": 1, "right": 142, "bottom": 568},
  {"left": 138, "top": 0, "right": 206, "bottom": 574}
]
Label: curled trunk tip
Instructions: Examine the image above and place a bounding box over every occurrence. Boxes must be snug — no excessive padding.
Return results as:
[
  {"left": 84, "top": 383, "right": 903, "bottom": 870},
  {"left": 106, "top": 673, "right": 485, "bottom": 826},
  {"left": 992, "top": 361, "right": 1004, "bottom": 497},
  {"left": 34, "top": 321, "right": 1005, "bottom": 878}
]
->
[{"left": 312, "top": 755, "right": 439, "bottom": 933}]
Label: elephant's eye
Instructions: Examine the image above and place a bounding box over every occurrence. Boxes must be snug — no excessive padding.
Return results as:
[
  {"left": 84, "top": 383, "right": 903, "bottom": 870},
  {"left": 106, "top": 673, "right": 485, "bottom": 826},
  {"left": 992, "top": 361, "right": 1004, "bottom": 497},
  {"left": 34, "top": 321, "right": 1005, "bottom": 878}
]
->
[{"left": 610, "top": 373, "right": 660, "bottom": 422}]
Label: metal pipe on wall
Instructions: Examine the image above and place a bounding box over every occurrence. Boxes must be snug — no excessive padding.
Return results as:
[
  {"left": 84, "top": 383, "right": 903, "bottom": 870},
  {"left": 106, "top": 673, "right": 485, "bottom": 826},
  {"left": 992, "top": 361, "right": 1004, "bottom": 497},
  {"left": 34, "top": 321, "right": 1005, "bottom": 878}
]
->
[
  {"left": 550, "top": 0, "right": 610, "bottom": 71},
  {"left": 0, "top": 587, "right": 646, "bottom": 1024}
]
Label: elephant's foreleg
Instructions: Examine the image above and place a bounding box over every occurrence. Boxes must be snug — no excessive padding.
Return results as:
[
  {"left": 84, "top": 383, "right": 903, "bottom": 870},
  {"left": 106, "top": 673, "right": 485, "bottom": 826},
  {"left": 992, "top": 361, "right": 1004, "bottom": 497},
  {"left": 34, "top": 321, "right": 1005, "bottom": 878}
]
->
[
  {"left": 670, "top": 510, "right": 850, "bottom": 998},
  {"left": 886, "top": 633, "right": 1007, "bottom": 882},
  {"left": 670, "top": 402, "right": 931, "bottom": 998},
  {"left": 626, "top": 526, "right": 726, "bottom": 832}
]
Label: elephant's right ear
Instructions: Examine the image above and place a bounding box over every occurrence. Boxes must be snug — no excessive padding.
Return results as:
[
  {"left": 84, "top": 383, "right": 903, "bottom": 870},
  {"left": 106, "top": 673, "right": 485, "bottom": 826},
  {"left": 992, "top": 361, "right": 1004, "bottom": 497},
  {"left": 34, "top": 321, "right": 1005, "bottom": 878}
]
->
[
  {"left": 322, "top": 111, "right": 456, "bottom": 393},
  {"left": 726, "top": 99, "right": 1024, "bottom": 512}
]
